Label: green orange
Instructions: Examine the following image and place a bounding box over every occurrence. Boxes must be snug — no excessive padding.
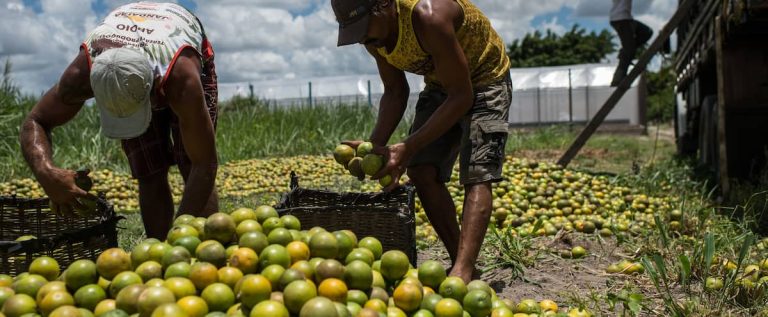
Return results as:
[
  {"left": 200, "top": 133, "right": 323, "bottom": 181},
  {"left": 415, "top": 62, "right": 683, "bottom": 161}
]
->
[
  {"left": 36, "top": 281, "right": 67, "bottom": 305},
  {"left": 108, "top": 272, "right": 143, "bottom": 298},
  {"left": 177, "top": 296, "right": 209, "bottom": 317},
  {"left": 163, "top": 278, "right": 196, "bottom": 300},
  {"left": 434, "top": 298, "right": 463, "bottom": 317},
  {"left": 380, "top": 251, "right": 410, "bottom": 281},
  {"left": 392, "top": 283, "right": 422, "bottom": 313},
  {"left": 343, "top": 261, "right": 372, "bottom": 291},
  {"left": 189, "top": 262, "right": 219, "bottom": 291},
  {"left": 64, "top": 260, "right": 98, "bottom": 292},
  {"left": 161, "top": 246, "right": 192, "bottom": 270},
  {"left": 309, "top": 232, "right": 338, "bottom": 260},
  {"left": 137, "top": 286, "right": 176, "bottom": 317},
  {"left": 216, "top": 267, "right": 243, "bottom": 290},
  {"left": 28, "top": 257, "right": 60, "bottom": 281},
  {"left": 239, "top": 232, "right": 269, "bottom": 255},
  {"left": 12, "top": 274, "right": 46, "bottom": 298},
  {"left": 1, "top": 294, "right": 37, "bottom": 317},
  {"left": 249, "top": 300, "right": 289, "bottom": 317},
  {"left": 259, "top": 245, "right": 291, "bottom": 269},
  {"left": 438, "top": 277, "right": 467, "bottom": 302},
  {"left": 203, "top": 213, "right": 236, "bottom": 244},
  {"left": 237, "top": 275, "right": 272, "bottom": 309},
  {"left": 282, "top": 280, "right": 316, "bottom": 314},
  {"left": 39, "top": 290, "right": 75, "bottom": 317},
  {"left": 195, "top": 240, "right": 228, "bottom": 268},
  {"left": 254, "top": 206, "right": 279, "bottom": 223},
  {"left": 73, "top": 284, "right": 106, "bottom": 312},
  {"left": 200, "top": 283, "right": 235, "bottom": 313},
  {"left": 135, "top": 261, "right": 163, "bottom": 282},
  {"left": 166, "top": 224, "right": 199, "bottom": 245},
  {"left": 298, "top": 297, "right": 337, "bottom": 317},
  {"left": 418, "top": 261, "right": 447, "bottom": 290},
  {"left": 230, "top": 208, "right": 257, "bottom": 225},
  {"left": 115, "top": 284, "right": 146, "bottom": 314},
  {"left": 280, "top": 215, "right": 301, "bottom": 231},
  {"left": 333, "top": 231, "right": 355, "bottom": 260},
  {"left": 357, "top": 238, "right": 382, "bottom": 260},
  {"left": 463, "top": 290, "right": 492, "bottom": 317},
  {"left": 229, "top": 248, "right": 259, "bottom": 274}
]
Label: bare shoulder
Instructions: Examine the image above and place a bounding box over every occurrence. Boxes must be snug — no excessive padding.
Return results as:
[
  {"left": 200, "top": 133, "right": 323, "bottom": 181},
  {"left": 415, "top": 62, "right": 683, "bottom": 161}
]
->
[
  {"left": 165, "top": 48, "right": 204, "bottom": 114},
  {"left": 57, "top": 49, "right": 93, "bottom": 104},
  {"left": 411, "top": 0, "right": 462, "bottom": 54},
  {"left": 412, "top": 0, "right": 462, "bottom": 27},
  {"left": 167, "top": 48, "right": 202, "bottom": 83}
]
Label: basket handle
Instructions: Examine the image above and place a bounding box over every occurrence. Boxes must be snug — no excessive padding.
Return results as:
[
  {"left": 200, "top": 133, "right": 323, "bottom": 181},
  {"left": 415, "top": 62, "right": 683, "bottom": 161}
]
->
[{"left": 289, "top": 171, "right": 299, "bottom": 190}]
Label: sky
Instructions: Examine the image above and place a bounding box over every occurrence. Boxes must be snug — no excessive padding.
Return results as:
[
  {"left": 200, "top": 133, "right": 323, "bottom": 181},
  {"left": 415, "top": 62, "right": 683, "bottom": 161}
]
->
[{"left": 0, "top": 0, "right": 676, "bottom": 99}]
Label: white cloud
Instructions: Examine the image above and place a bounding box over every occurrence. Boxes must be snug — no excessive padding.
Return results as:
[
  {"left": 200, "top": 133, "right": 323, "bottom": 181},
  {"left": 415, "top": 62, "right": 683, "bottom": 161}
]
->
[
  {"left": 476, "top": 1, "right": 571, "bottom": 41},
  {"left": 0, "top": 0, "right": 678, "bottom": 98},
  {"left": 0, "top": 1, "right": 49, "bottom": 55},
  {"left": 191, "top": 0, "right": 378, "bottom": 83},
  {"left": 0, "top": 0, "right": 96, "bottom": 95}
]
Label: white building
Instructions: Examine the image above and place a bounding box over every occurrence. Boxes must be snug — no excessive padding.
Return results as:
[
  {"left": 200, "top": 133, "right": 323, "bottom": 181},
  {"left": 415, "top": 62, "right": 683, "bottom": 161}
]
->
[{"left": 220, "top": 63, "right": 646, "bottom": 127}]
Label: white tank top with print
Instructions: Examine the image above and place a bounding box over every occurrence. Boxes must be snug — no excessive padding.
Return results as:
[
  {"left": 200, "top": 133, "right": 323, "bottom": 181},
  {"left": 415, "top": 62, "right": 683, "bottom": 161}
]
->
[{"left": 82, "top": 2, "right": 210, "bottom": 84}]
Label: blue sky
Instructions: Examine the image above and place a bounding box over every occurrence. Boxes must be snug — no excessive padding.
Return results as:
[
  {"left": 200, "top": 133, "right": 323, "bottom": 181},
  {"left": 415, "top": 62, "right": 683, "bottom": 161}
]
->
[
  {"left": 1, "top": 0, "right": 676, "bottom": 98},
  {"left": 532, "top": 7, "right": 610, "bottom": 34}
]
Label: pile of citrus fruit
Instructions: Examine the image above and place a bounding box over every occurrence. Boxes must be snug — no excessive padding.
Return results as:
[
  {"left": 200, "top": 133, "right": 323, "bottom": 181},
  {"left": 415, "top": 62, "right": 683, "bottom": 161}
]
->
[
  {"left": 0, "top": 206, "right": 593, "bottom": 317},
  {"left": 0, "top": 154, "right": 684, "bottom": 243},
  {"left": 0, "top": 156, "right": 350, "bottom": 213}
]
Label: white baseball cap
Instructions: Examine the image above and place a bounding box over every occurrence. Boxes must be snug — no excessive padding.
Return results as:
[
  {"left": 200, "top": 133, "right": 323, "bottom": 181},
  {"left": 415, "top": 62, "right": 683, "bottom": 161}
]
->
[{"left": 90, "top": 47, "right": 153, "bottom": 139}]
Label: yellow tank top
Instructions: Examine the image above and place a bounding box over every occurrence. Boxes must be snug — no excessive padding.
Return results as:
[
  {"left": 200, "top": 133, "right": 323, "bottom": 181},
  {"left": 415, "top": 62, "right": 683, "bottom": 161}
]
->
[{"left": 377, "top": 0, "right": 511, "bottom": 88}]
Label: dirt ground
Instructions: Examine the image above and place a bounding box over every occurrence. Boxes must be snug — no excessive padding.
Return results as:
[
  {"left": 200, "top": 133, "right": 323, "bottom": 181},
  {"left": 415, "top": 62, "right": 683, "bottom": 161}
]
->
[{"left": 417, "top": 232, "right": 671, "bottom": 315}]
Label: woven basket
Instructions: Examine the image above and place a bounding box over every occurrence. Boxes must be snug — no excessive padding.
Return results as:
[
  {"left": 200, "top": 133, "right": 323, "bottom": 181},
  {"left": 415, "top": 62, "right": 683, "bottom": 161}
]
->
[
  {"left": 0, "top": 195, "right": 122, "bottom": 275},
  {"left": 276, "top": 172, "right": 417, "bottom": 265}
]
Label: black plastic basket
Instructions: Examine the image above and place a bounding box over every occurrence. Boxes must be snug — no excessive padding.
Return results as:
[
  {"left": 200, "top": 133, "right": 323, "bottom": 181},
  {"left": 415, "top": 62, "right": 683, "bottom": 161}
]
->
[
  {"left": 0, "top": 195, "right": 122, "bottom": 275},
  {"left": 276, "top": 172, "right": 417, "bottom": 265}
]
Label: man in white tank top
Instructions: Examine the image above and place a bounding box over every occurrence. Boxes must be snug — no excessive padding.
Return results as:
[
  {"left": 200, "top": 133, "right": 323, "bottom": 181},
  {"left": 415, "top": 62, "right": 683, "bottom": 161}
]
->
[
  {"left": 610, "top": 0, "right": 653, "bottom": 86},
  {"left": 19, "top": 2, "right": 219, "bottom": 239}
]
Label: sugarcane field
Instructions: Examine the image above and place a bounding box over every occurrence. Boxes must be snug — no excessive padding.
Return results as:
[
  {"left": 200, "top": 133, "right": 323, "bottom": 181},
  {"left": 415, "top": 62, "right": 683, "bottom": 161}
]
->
[{"left": 3, "top": 1, "right": 768, "bottom": 317}]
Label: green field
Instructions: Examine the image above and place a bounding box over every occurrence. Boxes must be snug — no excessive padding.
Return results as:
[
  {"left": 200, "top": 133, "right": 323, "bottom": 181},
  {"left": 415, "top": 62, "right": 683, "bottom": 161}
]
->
[{"left": 3, "top": 76, "right": 768, "bottom": 316}]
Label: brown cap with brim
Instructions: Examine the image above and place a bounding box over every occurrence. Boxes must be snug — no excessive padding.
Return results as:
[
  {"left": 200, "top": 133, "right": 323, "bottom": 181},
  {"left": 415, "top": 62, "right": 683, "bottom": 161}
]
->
[{"left": 332, "top": 0, "right": 376, "bottom": 46}]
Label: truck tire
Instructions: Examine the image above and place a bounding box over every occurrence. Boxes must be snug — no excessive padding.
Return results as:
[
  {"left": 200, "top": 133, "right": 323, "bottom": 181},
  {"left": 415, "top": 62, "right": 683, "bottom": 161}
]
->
[
  {"left": 675, "top": 95, "right": 698, "bottom": 157},
  {"left": 698, "top": 96, "right": 720, "bottom": 180}
]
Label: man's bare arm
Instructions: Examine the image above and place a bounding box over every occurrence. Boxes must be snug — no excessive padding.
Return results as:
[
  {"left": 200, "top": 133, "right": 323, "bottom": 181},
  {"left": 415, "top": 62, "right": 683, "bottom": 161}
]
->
[
  {"left": 165, "top": 49, "right": 218, "bottom": 215},
  {"left": 365, "top": 45, "right": 410, "bottom": 146},
  {"left": 20, "top": 50, "right": 94, "bottom": 214},
  {"left": 403, "top": 0, "right": 473, "bottom": 153}
]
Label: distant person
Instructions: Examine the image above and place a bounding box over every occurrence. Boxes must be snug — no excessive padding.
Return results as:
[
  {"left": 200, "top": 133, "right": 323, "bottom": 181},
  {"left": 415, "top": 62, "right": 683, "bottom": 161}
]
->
[
  {"left": 331, "top": 0, "right": 512, "bottom": 283},
  {"left": 610, "top": 0, "right": 653, "bottom": 87},
  {"left": 19, "top": 2, "right": 219, "bottom": 239}
]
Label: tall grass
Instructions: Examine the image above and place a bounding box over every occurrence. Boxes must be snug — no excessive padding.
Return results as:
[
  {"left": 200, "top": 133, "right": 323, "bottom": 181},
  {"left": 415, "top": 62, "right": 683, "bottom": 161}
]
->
[
  {"left": 0, "top": 67, "right": 413, "bottom": 182},
  {"left": 0, "top": 62, "right": 127, "bottom": 180},
  {"left": 216, "top": 100, "right": 411, "bottom": 162}
]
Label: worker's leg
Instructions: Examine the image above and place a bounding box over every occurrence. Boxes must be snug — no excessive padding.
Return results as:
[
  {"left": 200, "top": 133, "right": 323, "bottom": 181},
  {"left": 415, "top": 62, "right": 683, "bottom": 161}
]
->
[
  {"left": 408, "top": 165, "right": 461, "bottom": 262},
  {"left": 137, "top": 169, "right": 174, "bottom": 239},
  {"left": 451, "top": 74, "right": 513, "bottom": 283},
  {"left": 121, "top": 109, "right": 176, "bottom": 239},
  {"left": 611, "top": 19, "right": 637, "bottom": 86},
  {"left": 451, "top": 182, "right": 493, "bottom": 283},
  {"left": 406, "top": 86, "right": 464, "bottom": 263},
  {"left": 634, "top": 20, "right": 654, "bottom": 50}
]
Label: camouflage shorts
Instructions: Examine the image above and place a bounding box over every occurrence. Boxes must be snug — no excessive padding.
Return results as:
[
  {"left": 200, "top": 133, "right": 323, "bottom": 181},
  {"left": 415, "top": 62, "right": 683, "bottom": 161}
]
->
[{"left": 408, "top": 73, "right": 512, "bottom": 185}]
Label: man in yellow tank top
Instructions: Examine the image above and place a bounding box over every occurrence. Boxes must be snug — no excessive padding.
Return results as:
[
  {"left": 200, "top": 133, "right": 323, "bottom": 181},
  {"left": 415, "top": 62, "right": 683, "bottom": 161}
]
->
[{"left": 332, "top": 0, "right": 512, "bottom": 282}]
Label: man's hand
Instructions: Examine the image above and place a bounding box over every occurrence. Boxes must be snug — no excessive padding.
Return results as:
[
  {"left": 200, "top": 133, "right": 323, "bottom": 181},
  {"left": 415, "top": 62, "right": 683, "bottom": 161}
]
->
[
  {"left": 41, "top": 167, "right": 95, "bottom": 217},
  {"left": 372, "top": 143, "right": 412, "bottom": 192}
]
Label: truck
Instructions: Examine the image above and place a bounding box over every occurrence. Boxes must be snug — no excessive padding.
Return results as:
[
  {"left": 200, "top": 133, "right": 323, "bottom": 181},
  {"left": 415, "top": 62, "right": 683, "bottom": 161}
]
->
[{"left": 674, "top": 0, "right": 768, "bottom": 194}]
